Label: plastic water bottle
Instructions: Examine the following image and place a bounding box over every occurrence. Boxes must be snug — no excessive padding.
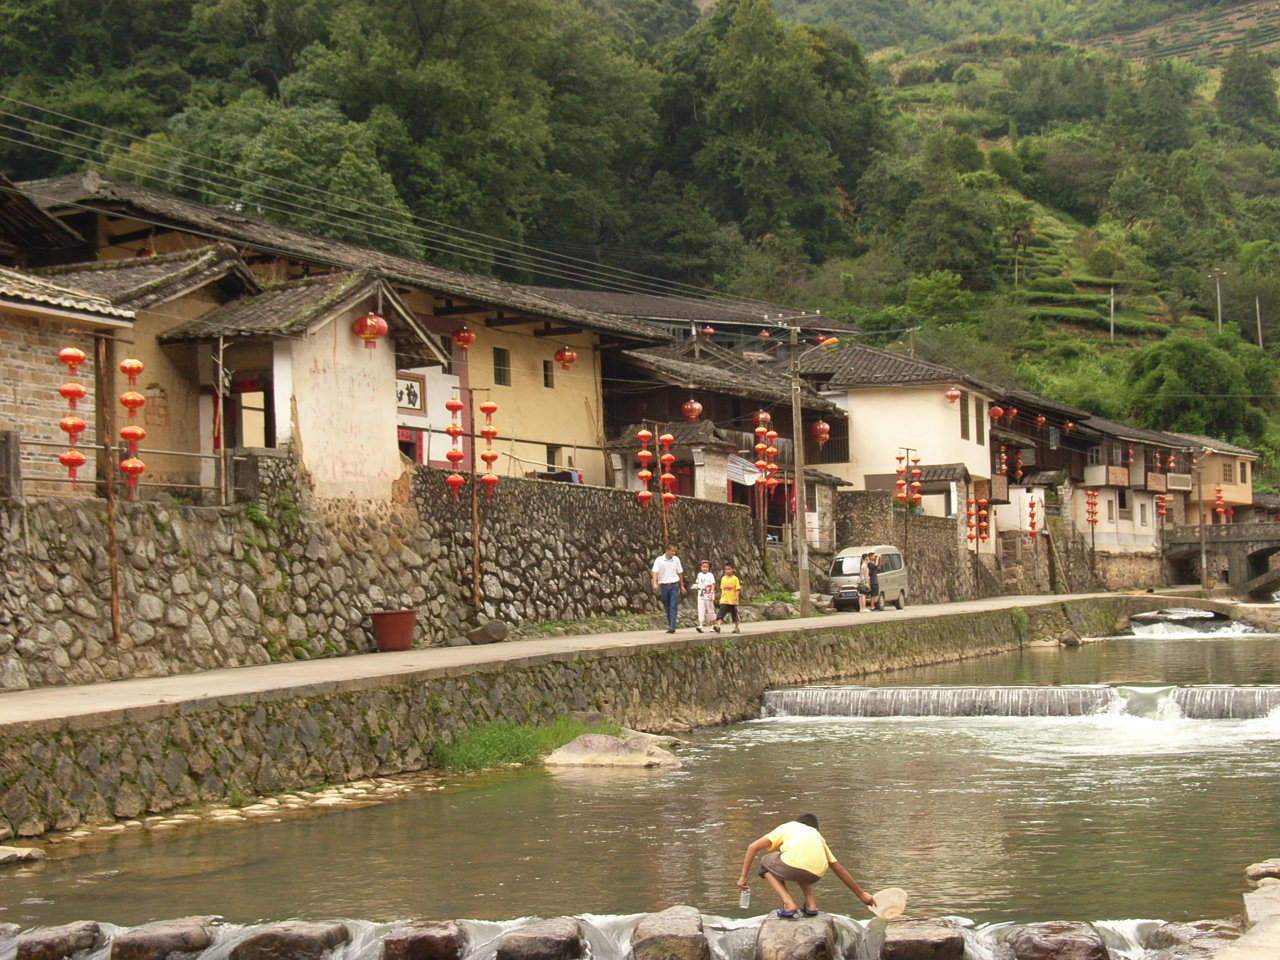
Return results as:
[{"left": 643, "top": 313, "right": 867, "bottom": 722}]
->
[{"left": 739, "top": 888, "right": 751, "bottom": 910}]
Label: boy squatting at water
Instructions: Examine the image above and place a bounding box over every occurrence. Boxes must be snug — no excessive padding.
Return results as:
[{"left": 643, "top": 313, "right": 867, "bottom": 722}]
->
[{"left": 737, "top": 813, "right": 876, "bottom": 918}]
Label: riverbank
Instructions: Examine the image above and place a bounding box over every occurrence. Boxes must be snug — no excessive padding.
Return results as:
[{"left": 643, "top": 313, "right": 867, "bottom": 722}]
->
[{"left": 0, "top": 592, "right": 1249, "bottom": 841}]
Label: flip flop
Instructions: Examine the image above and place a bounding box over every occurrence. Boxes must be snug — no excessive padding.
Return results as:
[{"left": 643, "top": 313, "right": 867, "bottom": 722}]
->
[
  {"left": 776, "top": 909, "right": 799, "bottom": 919},
  {"left": 800, "top": 908, "right": 819, "bottom": 916}
]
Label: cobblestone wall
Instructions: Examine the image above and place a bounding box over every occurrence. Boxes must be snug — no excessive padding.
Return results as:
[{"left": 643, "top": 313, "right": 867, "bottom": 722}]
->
[
  {"left": 0, "top": 596, "right": 1157, "bottom": 839},
  {"left": 0, "top": 452, "right": 763, "bottom": 690}
]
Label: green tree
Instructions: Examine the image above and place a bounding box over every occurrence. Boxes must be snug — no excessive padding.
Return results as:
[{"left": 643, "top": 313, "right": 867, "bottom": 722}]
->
[{"left": 1215, "top": 46, "right": 1280, "bottom": 130}]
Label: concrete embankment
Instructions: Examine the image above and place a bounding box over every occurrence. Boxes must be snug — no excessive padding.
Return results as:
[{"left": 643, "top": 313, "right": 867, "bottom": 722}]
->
[{"left": 0, "top": 592, "right": 1237, "bottom": 840}]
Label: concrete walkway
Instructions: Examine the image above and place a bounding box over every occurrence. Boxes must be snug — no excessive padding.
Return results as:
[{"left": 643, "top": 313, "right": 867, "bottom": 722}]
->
[{"left": 0, "top": 591, "right": 1169, "bottom": 730}]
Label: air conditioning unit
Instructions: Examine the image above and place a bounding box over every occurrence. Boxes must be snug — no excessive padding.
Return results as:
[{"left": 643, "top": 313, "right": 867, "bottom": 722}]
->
[{"left": 1166, "top": 473, "right": 1193, "bottom": 491}]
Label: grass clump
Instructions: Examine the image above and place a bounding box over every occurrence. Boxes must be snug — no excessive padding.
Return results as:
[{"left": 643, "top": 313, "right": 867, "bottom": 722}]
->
[{"left": 431, "top": 715, "right": 623, "bottom": 772}]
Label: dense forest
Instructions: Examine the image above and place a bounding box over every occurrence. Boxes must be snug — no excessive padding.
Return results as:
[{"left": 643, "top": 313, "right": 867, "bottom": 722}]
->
[{"left": 3, "top": 0, "right": 1280, "bottom": 481}]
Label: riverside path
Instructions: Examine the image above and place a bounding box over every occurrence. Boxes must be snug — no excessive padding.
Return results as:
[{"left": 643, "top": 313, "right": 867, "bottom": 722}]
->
[{"left": 0, "top": 591, "right": 1234, "bottom": 729}]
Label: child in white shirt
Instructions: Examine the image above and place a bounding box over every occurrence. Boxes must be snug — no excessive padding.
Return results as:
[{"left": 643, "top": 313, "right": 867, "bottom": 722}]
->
[{"left": 694, "top": 560, "right": 717, "bottom": 633}]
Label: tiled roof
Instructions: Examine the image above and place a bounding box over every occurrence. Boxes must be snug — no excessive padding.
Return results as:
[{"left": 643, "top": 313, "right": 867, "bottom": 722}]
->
[
  {"left": 1168, "top": 431, "right": 1258, "bottom": 458},
  {"left": 919, "top": 462, "right": 970, "bottom": 483},
  {"left": 160, "top": 272, "right": 372, "bottom": 340},
  {"left": 0, "top": 174, "right": 83, "bottom": 250},
  {"left": 1072, "top": 414, "right": 1194, "bottom": 448},
  {"left": 605, "top": 420, "right": 733, "bottom": 449},
  {"left": 793, "top": 341, "right": 973, "bottom": 389},
  {"left": 527, "top": 286, "right": 854, "bottom": 333},
  {"left": 0, "top": 266, "right": 133, "bottom": 320},
  {"left": 622, "top": 341, "right": 840, "bottom": 412},
  {"left": 21, "top": 173, "right": 663, "bottom": 343},
  {"left": 33, "top": 244, "right": 258, "bottom": 309}
]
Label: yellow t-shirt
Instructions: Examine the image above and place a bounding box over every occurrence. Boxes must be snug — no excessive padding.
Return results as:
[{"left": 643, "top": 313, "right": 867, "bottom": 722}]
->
[
  {"left": 765, "top": 821, "right": 836, "bottom": 878},
  {"left": 719, "top": 574, "right": 741, "bottom": 605}
]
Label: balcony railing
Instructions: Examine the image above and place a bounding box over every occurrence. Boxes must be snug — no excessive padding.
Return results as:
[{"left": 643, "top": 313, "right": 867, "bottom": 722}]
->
[{"left": 1084, "top": 464, "right": 1130, "bottom": 487}]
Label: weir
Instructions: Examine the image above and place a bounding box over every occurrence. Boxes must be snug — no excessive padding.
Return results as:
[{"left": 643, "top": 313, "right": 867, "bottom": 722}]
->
[{"left": 762, "top": 684, "right": 1280, "bottom": 719}]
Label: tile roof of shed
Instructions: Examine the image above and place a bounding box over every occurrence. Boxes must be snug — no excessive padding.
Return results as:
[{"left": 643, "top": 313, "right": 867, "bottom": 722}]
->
[
  {"left": 1168, "top": 431, "right": 1258, "bottom": 458},
  {"left": 160, "top": 272, "right": 371, "bottom": 341},
  {"left": 0, "top": 173, "right": 83, "bottom": 250},
  {"left": 0, "top": 266, "right": 133, "bottom": 320},
  {"left": 793, "top": 341, "right": 974, "bottom": 389},
  {"left": 33, "top": 244, "right": 258, "bottom": 309},
  {"left": 21, "top": 172, "right": 664, "bottom": 343}
]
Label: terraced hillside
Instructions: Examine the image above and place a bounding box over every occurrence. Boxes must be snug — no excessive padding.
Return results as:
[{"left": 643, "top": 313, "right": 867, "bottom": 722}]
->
[{"left": 1084, "top": 0, "right": 1280, "bottom": 66}]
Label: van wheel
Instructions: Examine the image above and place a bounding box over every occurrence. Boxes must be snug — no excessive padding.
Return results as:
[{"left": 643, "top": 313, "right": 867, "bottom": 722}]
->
[
  {"left": 876, "top": 593, "right": 885, "bottom": 611},
  {"left": 894, "top": 591, "right": 906, "bottom": 610}
]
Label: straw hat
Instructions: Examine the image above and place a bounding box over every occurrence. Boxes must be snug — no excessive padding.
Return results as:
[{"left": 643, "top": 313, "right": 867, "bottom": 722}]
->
[{"left": 869, "top": 888, "right": 907, "bottom": 919}]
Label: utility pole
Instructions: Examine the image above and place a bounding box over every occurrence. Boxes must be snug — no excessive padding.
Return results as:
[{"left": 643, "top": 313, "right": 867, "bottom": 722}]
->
[
  {"left": 1196, "top": 452, "right": 1208, "bottom": 590},
  {"left": 1257, "top": 295, "right": 1264, "bottom": 350},
  {"left": 788, "top": 325, "right": 812, "bottom": 617},
  {"left": 1109, "top": 287, "right": 1115, "bottom": 343},
  {"left": 1210, "top": 268, "right": 1226, "bottom": 333}
]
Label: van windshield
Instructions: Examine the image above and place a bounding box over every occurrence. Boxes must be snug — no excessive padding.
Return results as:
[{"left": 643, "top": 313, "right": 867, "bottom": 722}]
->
[{"left": 830, "top": 556, "right": 861, "bottom": 577}]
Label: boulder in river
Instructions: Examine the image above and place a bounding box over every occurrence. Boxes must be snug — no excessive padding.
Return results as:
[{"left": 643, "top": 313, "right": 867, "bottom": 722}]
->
[
  {"left": 111, "top": 918, "right": 215, "bottom": 960},
  {"left": 16, "top": 921, "right": 102, "bottom": 960},
  {"left": 1143, "top": 917, "right": 1244, "bottom": 958},
  {"left": 228, "top": 921, "right": 349, "bottom": 960},
  {"left": 494, "top": 918, "right": 584, "bottom": 960},
  {"left": 879, "top": 919, "right": 964, "bottom": 960},
  {"left": 0, "top": 846, "right": 46, "bottom": 865},
  {"left": 755, "top": 915, "right": 834, "bottom": 960},
  {"left": 544, "top": 734, "right": 679, "bottom": 768},
  {"left": 1246, "top": 858, "right": 1280, "bottom": 882},
  {"left": 631, "top": 905, "right": 709, "bottom": 960},
  {"left": 383, "top": 921, "right": 469, "bottom": 960},
  {"left": 1004, "top": 921, "right": 1109, "bottom": 960}
]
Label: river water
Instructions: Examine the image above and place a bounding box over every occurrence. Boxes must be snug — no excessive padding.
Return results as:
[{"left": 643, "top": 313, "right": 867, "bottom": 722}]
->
[{"left": 1, "top": 611, "right": 1277, "bottom": 947}]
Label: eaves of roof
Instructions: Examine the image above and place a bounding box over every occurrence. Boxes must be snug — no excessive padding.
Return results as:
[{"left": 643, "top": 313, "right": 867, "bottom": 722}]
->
[
  {"left": 1167, "top": 431, "right": 1258, "bottom": 458},
  {"left": 621, "top": 349, "right": 841, "bottom": 413},
  {"left": 0, "top": 265, "right": 134, "bottom": 320}
]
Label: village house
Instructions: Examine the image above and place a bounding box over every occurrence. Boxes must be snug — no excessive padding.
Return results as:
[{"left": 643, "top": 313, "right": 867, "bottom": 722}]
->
[{"left": 19, "top": 172, "right": 663, "bottom": 491}]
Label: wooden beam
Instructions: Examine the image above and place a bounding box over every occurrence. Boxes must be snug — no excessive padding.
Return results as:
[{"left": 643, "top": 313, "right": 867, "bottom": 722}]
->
[
  {"left": 533, "top": 326, "right": 580, "bottom": 337},
  {"left": 483, "top": 316, "right": 538, "bottom": 328},
  {"left": 431, "top": 303, "right": 488, "bottom": 317}
]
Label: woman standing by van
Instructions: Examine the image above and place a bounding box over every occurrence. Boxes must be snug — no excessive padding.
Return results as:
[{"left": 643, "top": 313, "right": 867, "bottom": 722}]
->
[{"left": 857, "top": 553, "right": 872, "bottom": 612}]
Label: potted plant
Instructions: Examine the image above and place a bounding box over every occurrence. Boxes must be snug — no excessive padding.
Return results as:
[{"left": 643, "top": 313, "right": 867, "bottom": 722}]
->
[{"left": 368, "top": 594, "right": 418, "bottom": 651}]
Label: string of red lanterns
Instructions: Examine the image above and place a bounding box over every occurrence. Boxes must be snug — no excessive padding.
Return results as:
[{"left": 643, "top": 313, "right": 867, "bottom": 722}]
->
[
  {"left": 118, "top": 357, "right": 147, "bottom": 500},
  {"left": 1085, "top": 489, "right": 1099, "bottom": 527},
  {"left": 1155, "top": 493, "right": 1168, "bottom": 520},
  {"left": 57, "top": 347, "right": 88, "bottom": 487},
  {"left": 479, "top": 400, "right": 499, "bottom": 499},
  {"left": 977, "top": 497, "right": 989, "bottom": 541},
  {"left": 895, "top": 455, "right": 907, "bottom": 502},
  {"left": 1214, "top": 485, "right": 1226, "bottom": 519},
  {"left": 1014, "top": 449, "right": 1024, "bottom": 482},
  {"left": 444, "top": 397, "right": 466, "bottom": 502},
  {"left": 910, "top": 458, "right": 922, "bottom": 505},
  {"left": 966, "top": 497, "right": 976, "bottom": 542},
  {"left": 998, "top": 443, "right": 1007, "bottom": 476},
  {"left": 636, "top": 427, "right": 654, "bottom": 508},
  {"left": 1027, "top": 497, "right": 1038, "bottom": 540},
  {"left": 659, "top": 431, "right": 677, "bottom": 512}
]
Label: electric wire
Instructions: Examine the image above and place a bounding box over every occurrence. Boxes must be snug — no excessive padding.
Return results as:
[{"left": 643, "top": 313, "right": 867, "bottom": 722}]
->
[{"left": 0, "top": 98, "right": 816, "bottom": 317}]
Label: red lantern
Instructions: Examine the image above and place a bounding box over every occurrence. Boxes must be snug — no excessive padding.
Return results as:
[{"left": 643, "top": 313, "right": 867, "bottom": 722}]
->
[
  {"left": 637, "top": 448, "right": 654, "bottom": 465},
  {"left": 637, "top": 489, "right": 654, "bottom": 508},
  {"left": 766, "top": 462, "right": 779, "bottom": 475},
  {"left": 446, "top": 422, "right": 465, "bottom": 440},
  {"left": 480, "top": 400, "right": 498, "bottom": 422},
  {"left": 702, "top": 326, "right": 715, "bottom": 338},
  {"left": 659, "top": 433, "right": 674, "bottom": 449},
  {"left": 446, "top": 448, "right": 465, "bottom": 466},
  {"left": 1035, "top": 414, "right": 1046, "bottom": 427},
  {"left": 661, "top": 490, "right": 677, "bottom": 510},
  {"left": 661, "top": 471, "right": 676, "bottom": 488},
  {"left": 481, "top": 449, "right": 499, "bottom": 467},
  {"left": 810, "top": 420, "right": 831, "bottom": 447},
  {"left": 446, "top": 398, "right": 465, "bottom": 416},
  {"left": 989, "top": 406, "right": 1004, "bottom": 421},
  {"left": 60, "top": 449, "right": 86, "bottom": 470},
  {"left": 120, "top": 390, "right": 146, "bottom": 420},
  {"left": 1063, "top": 421, "right": 1075, "bottom": 434},
  {"left": 755, "top": 459, "right": 768, "bottom": 472},
  {"left": 352, "top": 312, "right": 388, "bottom": 350},
  {"left": 637, "top": 468, "right": 653, "bottom": 485},
  {"left": 1005, "top": 407, "right": 1017, "bottom": 422},
  {"left": 554, "top": 347, "right": 577, "bottom": 370},
  {"left": 60, "top": 415, "right": 86, "bottom": 438},
  {"left": 120, "top": 423, "right": 146, "bottom": 453},
  {"left": 681, "top": 399, "right": 703, "bottom": 421},
  {"left": 59, "top": 381, "right": 86, "bottom": 409},
  {"left": 637, "top": 428, "right": 653, "bottom": 446},
  {"left": 480, "top": 424, "right": 498, "bottom": 441},
  {"left": 758, "top": 330, "right": 771, "bottom": 341},
  {"left": 765, "top": 429, "right": 778, "bottom": 443},
  {"left": 452, "top": 327, "right": 476, "bottom": 352},
  {"left": 766, "top": 475, "right": 780, "bottom": 490},
  {"left": 58, "top": 346, "right": 86, "bottom": 372},
  {"left": 659, "top": 452, "right": 676, "bottom": 468},
  {"left": 119, "top": 357, "right": 144, "bottom": 385},
  {"left": 480, "top": 473, "right": 499, "bottom": 500},
  {"left": 945, "top": 388, "right": 961, "bottom": 404},
  {"left": 120, "top": 456, "right": 146, "bottom": 499},
  {"left": 754, "top": 410, "right": 772, "bottom": 426},
  {"left": 765, "top": 446, "right": 778, "bottom": 459},
  {"left": 445, "top": 473, "right": 466, "bottom": 502}
]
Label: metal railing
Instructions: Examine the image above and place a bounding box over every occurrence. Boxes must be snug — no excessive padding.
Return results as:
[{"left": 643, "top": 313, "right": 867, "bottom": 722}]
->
[{"left": 15, "top": 437, "right": 246, "bottom": 505}]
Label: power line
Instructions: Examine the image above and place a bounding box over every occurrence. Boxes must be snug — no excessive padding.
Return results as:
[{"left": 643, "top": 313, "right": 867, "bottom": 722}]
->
[{"left": 0, "top": 97, "right": 813, "bottom": 316}]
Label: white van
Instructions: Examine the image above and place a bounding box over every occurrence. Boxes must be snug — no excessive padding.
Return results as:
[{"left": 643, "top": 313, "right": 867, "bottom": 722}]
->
[{"left": 828, "top": 545, "right": 908, "bottom": 612}]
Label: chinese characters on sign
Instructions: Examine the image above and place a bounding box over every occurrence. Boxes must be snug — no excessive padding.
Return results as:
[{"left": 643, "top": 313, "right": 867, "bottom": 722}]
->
[{"left": 396, "top": 374, "right": 425, "bottom": 412}]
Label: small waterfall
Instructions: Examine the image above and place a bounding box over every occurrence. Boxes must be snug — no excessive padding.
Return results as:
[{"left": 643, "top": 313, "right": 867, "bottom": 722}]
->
[
  {"left": 1128, "top": 608, "right": 1263, "bottom": 636},
  {"left": 1169, "top": 685, "right": 1280, "bottom": 719},
  {"left": 765, "top": 685, "right": 1280, "bottom": 719},
  {"left": 762, "top": 686, "right": 1120, "bottom": 717}
]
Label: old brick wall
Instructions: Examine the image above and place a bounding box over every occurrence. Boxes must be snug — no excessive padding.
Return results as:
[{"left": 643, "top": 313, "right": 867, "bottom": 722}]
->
[
  {"left": 0, "top": 315, "right": 99, "bottom": 497},
  {"left": 0, "top": 451, "right": 764, "bottom": 690}
]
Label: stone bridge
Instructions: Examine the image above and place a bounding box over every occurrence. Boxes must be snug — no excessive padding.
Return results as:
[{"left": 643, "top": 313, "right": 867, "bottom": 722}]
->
[{"left": 1162, "top": 522, "right": 1280, "bottom": 597}]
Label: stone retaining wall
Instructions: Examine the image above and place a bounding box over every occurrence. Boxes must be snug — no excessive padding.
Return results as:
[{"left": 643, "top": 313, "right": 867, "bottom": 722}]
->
[
  {"left": 0, "top": 451, "right": 763, "bottom": 690},
  {"left": 0, "top": 595, "right": 1175, "bottom": 839}
]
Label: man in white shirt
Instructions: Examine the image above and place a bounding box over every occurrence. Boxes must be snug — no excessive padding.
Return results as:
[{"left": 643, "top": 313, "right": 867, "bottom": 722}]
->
[{"left": 650, "top": 544, "right": 686, "bottom": 633}]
